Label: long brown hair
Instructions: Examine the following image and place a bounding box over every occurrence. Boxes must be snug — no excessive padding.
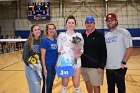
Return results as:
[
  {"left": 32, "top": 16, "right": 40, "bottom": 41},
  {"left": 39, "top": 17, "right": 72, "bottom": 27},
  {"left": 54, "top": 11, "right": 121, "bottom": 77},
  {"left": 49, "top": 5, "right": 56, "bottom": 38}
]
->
[
  {"left": 28, "top": 24, "right": 41, "bottom": 50},
  {"left": 43, "top": 23, "right": 57, "bottom": 38}
]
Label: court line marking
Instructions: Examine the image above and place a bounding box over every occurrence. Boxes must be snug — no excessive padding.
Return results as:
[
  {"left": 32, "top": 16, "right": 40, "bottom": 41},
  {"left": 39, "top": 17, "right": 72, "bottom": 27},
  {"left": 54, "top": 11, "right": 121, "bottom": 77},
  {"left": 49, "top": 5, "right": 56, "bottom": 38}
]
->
[
  {"left": 0, "top": 70, "right": 24, "bottom": 71},
  {"left": 0, "top": 61, "right": 22, "bottom": 70}
]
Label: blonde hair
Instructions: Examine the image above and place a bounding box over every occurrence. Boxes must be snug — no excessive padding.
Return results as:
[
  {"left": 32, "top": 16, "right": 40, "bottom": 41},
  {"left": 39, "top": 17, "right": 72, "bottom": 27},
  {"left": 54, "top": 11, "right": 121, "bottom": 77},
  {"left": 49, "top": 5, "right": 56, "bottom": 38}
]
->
[
  {"left": 43, "top": 23, "right": 57, "bottom": 38},
  {"left": 28, "top": 24, "right": 41, "bottom": 51}
]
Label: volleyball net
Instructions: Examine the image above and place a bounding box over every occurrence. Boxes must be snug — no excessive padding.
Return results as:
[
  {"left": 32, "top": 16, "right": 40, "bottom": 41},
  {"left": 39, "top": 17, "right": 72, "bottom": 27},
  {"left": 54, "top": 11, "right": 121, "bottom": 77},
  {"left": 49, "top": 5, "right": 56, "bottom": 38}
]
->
[
  {"left": 0, "top": 37, "right": 140, "bottom": 42},
  {"left": 0, "top": 36, "right": 140, "bottom": 54}
]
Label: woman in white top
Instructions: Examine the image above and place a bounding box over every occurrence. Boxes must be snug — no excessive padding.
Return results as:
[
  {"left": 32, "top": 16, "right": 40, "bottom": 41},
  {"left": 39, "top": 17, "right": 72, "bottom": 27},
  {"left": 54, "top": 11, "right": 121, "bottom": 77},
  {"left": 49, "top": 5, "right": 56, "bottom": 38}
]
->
[{"left": 57, "top": 15, "right": 84, "bottom": 93}]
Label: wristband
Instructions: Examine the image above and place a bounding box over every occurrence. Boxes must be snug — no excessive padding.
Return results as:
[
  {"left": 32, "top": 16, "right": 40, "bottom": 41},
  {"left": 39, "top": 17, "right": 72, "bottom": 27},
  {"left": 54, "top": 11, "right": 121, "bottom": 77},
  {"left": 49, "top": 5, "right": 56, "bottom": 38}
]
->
[{"left": 121, "top": 61, "right": 126, "bottom": 65}]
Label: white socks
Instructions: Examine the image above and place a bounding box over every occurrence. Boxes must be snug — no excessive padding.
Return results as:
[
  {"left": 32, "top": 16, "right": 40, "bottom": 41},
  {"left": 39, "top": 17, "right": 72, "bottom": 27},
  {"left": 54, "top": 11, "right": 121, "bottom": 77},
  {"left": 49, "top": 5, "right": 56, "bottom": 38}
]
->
[
  {"left": 75, "top": 86, "right": 82, "bottom": 93},
  {"left": 60, "top": 86, "right": 82, "bottom": 93},
  {"left": 60, "top": 86, "right": 67, "bottom": 93}
]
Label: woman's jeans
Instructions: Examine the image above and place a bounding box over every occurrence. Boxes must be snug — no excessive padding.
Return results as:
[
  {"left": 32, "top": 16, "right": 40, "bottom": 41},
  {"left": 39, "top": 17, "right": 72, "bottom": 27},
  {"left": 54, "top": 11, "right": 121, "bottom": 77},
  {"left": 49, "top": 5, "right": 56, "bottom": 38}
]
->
[
  {"left": 25, "top": 65, "right": 41, "bottom": 93},
  {"left": 42, "top": 66, "right": 56, "bottom": 93},
  {"left": 106, "top": 68, "right": 127, "bottom": 93}
]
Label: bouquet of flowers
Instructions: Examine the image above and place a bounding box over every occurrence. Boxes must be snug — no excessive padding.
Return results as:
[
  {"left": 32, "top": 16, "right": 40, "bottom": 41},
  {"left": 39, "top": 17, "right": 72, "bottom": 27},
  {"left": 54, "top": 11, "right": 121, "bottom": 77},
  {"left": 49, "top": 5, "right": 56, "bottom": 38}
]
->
[
  {"left": 71, "top": 36, "right": 82, "bottom": 65},
  {"left": 28, "top": 54, "right": 42, "bottom": 78}
]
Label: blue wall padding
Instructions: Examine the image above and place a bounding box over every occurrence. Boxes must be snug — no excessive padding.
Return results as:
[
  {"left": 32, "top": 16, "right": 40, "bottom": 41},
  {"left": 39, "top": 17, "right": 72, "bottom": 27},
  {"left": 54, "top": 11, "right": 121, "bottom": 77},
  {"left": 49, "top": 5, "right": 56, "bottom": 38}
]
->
[
  {"left": 57, "top": 29, "right": 106, "bottom": 35},
  {"left": 15, "top": 28, "right": 140, "bottom": 47},
  {"left": 128, "top": 28, "right": 140, "bottom": 37},
  {"left": 15, "top": 30, "right": 44, "bottom": 39},
  {"left": 15, "top": 30, "right": 30, "bottom": 38}
]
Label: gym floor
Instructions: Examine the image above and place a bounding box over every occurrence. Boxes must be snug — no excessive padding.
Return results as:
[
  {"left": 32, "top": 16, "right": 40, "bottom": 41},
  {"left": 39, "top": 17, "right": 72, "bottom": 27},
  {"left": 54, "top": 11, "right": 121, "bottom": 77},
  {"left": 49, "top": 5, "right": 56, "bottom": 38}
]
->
[{"left": 0, "top": 48, "right": 140, "bottom": 93}]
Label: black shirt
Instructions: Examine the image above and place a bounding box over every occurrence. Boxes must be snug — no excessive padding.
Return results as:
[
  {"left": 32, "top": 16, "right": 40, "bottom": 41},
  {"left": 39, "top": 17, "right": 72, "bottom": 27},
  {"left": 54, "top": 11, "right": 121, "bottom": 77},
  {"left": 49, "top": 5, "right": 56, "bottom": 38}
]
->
[{"left": 81, "top": 29, "right": 107, "bottom": 69}]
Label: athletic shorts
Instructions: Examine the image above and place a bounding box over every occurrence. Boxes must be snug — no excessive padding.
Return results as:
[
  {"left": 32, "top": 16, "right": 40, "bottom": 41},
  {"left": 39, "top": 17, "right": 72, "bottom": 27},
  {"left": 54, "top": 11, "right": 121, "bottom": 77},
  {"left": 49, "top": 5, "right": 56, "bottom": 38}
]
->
[{"left": 81, "top": 67, "right": 104, "bottom": 86}]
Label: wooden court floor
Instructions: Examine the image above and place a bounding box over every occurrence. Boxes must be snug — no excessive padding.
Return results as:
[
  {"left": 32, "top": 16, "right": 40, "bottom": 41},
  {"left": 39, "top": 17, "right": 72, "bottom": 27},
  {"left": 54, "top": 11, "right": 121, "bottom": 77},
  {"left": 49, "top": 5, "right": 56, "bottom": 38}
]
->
[{"left": 0, "top": 48, "right": 140, "bottom": 93}]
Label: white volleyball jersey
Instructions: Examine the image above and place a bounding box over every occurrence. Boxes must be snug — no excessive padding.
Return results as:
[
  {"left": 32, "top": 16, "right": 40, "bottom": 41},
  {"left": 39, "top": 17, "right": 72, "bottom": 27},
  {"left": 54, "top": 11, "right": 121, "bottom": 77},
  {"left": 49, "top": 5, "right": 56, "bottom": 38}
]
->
[{"left": 57, "top": 32, "right": 84, "bottom": 68}]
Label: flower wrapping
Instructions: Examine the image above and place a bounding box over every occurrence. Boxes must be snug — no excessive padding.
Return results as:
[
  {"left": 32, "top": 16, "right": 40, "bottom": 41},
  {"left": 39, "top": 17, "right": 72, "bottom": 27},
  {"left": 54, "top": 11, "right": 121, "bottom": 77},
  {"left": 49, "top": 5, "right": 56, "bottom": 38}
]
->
[
  {"left": 56, "top": 53, "right": 73, "bottom": 67},
  {"left": 28, "top": 54, "right": 42, "bottom": 78},
  {"left": 56, "top": 53, "right": 74, "bottom": 78}
]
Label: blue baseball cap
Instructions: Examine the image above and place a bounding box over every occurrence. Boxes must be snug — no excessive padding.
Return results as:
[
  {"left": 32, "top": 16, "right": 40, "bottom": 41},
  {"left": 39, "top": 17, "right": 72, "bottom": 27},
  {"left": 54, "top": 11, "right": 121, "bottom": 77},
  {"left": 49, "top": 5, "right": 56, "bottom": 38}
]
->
[{"left": 85, "top": 16, "right": 95, "bottom": 23}]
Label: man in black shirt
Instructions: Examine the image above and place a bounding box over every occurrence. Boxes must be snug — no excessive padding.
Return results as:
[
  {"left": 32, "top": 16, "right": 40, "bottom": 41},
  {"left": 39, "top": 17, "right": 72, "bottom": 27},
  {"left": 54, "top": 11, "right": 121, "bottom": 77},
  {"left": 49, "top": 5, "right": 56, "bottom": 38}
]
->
[{"left": 81, "top": 16, "right": 107, "bottom": 93}]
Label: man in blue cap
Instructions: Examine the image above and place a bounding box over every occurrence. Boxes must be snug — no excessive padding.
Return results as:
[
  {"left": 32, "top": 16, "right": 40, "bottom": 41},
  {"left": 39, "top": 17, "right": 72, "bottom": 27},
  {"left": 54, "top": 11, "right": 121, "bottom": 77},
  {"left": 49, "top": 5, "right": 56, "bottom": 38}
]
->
[{"left": 81, "top": 16, "right": 107, "bottom": 93}]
